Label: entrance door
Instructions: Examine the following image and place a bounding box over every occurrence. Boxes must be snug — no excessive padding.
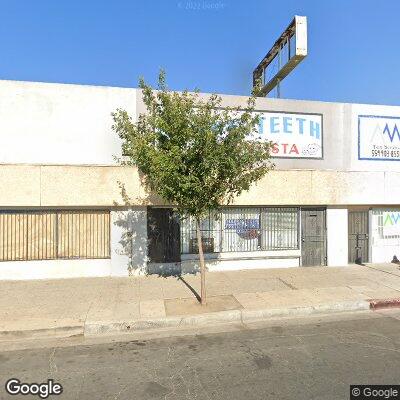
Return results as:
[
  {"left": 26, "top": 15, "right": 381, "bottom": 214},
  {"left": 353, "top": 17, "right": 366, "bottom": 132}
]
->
[
  {"left": 301, "top": 208, "right": 327, "bottom": 266},
  {"left": 348, "top": 210, "right": 369, "bottom": 264},
  {"left": 147, "top": 207, "right": 181, "bottom": 263}
]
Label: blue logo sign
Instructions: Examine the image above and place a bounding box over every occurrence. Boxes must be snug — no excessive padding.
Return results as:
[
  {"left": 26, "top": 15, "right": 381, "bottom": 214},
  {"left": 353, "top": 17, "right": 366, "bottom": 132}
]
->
[
  {"left": 358, "top": 115, "right": 400, "bottom": 161},
  {"left": 383, "top": 123, "right": 400, "bottom": 143},
  {"left": 384, "top": 212, "right": 400, "bottom": 226}
]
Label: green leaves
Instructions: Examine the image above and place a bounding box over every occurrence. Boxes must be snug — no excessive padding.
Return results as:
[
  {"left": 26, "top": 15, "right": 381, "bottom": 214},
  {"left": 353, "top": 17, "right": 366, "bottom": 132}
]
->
[{"left": 112, "top": 71, "right": 274, "bottom": 219}]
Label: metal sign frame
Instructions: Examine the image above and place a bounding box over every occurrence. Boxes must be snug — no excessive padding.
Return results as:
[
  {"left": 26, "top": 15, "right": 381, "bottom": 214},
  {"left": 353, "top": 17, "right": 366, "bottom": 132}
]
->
[{"left": 253, "top": 16, "right": 307, "bottom": 97}]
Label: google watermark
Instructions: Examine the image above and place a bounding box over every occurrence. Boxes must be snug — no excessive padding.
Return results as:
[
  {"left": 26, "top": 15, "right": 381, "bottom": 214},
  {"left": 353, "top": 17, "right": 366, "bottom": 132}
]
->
[
  {"left": 351, "top": 385, "right": 400, "bottom": 399},
  {"left": 177, "top": 2, "right": 226, "bottom": 11},
  {"left": 5, "top": 378, "right": 63, "bottom": 398}
]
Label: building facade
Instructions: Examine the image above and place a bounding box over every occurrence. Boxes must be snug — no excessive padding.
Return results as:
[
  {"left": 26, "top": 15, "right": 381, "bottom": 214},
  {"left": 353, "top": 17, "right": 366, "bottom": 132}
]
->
[{"left": 0, "top": 80, "right": 399, "bottom": 280}]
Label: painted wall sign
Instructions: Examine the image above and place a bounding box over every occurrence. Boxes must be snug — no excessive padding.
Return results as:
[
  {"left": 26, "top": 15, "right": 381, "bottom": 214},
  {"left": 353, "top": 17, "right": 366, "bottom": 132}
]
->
[
  {"left": 256, "top": 112, "right": 323, "bottom": 159},
  {"left": 358, "top": 115, "right": 400, "bottom": 161},
  {"left": 382, "top": 211, "right": 400, "bottom": 236}
]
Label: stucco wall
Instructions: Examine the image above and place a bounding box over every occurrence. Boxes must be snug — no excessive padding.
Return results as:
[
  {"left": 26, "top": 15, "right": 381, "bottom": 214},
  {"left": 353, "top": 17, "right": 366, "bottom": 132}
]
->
[
  {"left": 0, "top": 164, "right": 400, "bottom": 207},
  {"left": 1, "top": 80, "right": 400, "bottom": 174},
  {"left": 0, "top": 80, "right": 136, "bottom": 165}
]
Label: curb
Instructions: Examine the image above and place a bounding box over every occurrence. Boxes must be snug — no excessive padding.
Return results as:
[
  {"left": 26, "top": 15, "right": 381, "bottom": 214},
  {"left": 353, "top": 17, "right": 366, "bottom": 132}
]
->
[
  {"left": 4, "top": 298, "right": 399, "bottom": 342},
  {"left": 84, "top": 300, "right": 371, "bottom": 337},
  {"left": 0, "top": 325, "right": 84, "bottom": 341},
  {"left": 369, "top": 298, "right": 400, "bottom": 310},
  {"left": 84, "top": 309, "right": 242, "bottom": 336}
]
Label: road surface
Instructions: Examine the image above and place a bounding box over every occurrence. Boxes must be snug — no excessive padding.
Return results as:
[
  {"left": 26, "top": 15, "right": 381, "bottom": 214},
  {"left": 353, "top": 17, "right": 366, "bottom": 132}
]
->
[{"left": 1, "top": 310, "right": 400, "bottom": 399}]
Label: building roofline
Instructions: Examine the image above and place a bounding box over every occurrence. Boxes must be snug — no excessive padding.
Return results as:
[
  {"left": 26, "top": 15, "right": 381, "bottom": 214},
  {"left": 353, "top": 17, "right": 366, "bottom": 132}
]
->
[{"left": 0, "top": 78, "right": 399, "bottom": 108}]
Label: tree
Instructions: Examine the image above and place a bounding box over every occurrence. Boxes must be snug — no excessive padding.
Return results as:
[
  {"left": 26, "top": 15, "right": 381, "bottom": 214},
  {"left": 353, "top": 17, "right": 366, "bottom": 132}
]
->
[{"left": 112, "top": 71, "right": 273, "bottom": 305}]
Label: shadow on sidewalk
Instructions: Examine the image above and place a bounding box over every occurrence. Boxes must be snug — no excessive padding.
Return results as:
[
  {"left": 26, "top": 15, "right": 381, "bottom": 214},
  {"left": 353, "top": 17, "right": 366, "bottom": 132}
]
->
[{"left": 178, "top": 276, "right": 201, "bottom": 303}]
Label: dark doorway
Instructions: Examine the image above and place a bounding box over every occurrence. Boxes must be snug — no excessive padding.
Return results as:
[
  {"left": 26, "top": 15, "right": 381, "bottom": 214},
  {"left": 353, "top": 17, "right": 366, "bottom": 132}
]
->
[
  {"left": 301, "top": 208, "right": 327, "bottom": 266},
  {"left": 147, "top": 207, "right": 181, "bottom": 263},
  {"left": 348, "top": 210, "right": 369, "bottom": 264}
]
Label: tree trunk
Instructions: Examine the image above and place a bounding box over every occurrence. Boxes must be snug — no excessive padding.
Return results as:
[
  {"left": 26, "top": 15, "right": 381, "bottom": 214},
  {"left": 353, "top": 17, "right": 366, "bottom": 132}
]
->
[{"left": 196, "top": 217, "right": 207, "bottom": 305}]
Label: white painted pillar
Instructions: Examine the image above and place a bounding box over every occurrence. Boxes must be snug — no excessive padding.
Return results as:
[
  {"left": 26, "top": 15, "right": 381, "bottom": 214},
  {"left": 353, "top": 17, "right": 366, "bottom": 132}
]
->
[
  {"left": 110, "top": 207, "right": 148, "bottom": 276},
  {"left": 326, "top": 207, "right": 348, "bottom": 266}
]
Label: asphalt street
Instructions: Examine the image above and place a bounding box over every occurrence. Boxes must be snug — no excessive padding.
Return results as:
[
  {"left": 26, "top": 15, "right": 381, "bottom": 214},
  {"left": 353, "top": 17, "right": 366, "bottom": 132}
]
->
[{"left": 1, "top": 310, "right": 400, "bottom": 399}]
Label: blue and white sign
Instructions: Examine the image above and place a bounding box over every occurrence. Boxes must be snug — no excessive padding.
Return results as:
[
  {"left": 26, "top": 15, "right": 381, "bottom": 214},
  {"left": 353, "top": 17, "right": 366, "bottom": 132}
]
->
[
  {"left": 383, "top": 211, "right": 400, "bottom": 236},
  {"left": 225, "top": 218, "right": 260, "bottom": 239},
  {"left": 358, "top": 115, "right": 400, "bottom": 161},
  {"left": 257, "top": 112, "right": 323, "bottom": 159}
]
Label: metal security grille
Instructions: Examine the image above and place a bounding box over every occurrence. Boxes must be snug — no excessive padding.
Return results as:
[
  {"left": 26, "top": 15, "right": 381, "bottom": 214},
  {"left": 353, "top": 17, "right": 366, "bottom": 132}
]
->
[
  {"left": 147, "top": 208, "right": 181, "bottom": 263},
  {"left": 180, "top": 211, "right": 221, "bottom": 254},
  {"left": 348, "top": 210, "right": 369, "bottom": 263},
  {"left": 0, "top": 210, "right": 110, "bottom": 261},
  {"left": 262, "top": 207, "right": 298, "bottom": 250},
  {"left": 222, "top": 208, "right": 262, "bottom": 252},
  {"left": 180, "top": 207, "right": 299, "bottom": 254}
]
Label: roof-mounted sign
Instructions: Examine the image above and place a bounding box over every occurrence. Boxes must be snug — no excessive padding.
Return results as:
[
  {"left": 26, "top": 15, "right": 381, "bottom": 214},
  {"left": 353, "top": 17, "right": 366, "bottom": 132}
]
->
[{"left": 253, "top": 16, "right": 308, "bottom": 97}]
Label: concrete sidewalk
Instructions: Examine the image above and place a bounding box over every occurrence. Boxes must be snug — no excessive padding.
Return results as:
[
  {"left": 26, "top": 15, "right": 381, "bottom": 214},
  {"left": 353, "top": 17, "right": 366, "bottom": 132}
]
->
[{"left": 2, "top": 263, "right": 400, "bottom": 341}]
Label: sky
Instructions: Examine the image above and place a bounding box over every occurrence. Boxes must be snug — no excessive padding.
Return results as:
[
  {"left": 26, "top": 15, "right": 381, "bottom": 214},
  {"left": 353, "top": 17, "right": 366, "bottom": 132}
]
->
[{"left": 1, "top": 0, "right": 400, "bottom": 105}]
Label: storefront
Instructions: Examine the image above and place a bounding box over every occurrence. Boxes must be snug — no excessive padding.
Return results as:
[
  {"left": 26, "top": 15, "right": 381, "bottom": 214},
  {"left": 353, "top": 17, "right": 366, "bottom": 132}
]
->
[
  {"left": 0, "top": 79, "right": 399, "bottom": 279},
  {"left": 147, "top": 206, "right": 328, "bottom": 273}
]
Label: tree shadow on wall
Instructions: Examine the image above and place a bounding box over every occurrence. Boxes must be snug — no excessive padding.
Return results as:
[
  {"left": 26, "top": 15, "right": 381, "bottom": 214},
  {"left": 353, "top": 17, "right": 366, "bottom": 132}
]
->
[
  {"left": 112, "top": 205, "right": 148, "bottom": 276},
  {"left": 114, "top": 176, "right": 199, "bottom": 298},
  {"left": 112, "top": 173, "right": 155, "bottom": 276}
]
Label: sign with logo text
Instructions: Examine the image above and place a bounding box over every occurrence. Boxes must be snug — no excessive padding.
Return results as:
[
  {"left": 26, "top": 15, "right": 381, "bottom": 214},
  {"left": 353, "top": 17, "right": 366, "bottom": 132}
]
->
[
  {"left": 256, "top": 112, "right": 323, "bottom": 159},
  {"left": 382, "top": 211, "right": 400, "bottom": 236},
  {"left": 358, "top": 115, "right": 400, "bottom": 161},
  {"left": 225, "top": 218, "right": 260, "bottom": 239}
]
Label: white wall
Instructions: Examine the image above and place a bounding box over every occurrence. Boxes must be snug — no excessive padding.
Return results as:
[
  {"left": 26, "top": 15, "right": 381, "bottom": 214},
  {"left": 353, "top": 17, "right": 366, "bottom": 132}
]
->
[
  {"left": 110, "top": 207, "right": 147, "bottom": 276},
  {"left": 167, "top": 250, "right": 300, "bottom": 274},
  {"left": 326, "top": 208, "right": 348, "bottom": 266},
  {"left": 182, "top": 257, "right": 300, "bottom": 273},
  {"left": 0, "top": 80, "right": 137, "bottom": 165},
  {"left": 2, "top": 80, "right": 400, "bottom": 174},
  {"left": 0, "top": 259, "right": 111, "bottom": 280}
]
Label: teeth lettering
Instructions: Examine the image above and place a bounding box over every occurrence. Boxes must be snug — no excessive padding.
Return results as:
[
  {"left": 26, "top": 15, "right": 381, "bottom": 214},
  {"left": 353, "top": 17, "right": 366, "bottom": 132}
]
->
[{"left": 257, "top": 113, "right": 322, "bottom": 158}]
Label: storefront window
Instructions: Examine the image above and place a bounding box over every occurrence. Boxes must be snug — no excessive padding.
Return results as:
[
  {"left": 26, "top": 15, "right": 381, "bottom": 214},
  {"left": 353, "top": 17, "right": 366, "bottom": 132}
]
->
[
  {"left": 262, "top": 207, "right": 298, "bottom": 250},
  {"left": 221, "top": 208, "right": 261, "bottom": 252},
  {"left": 180, "top": 207, "right": 299, "bottom": 254},
  {"left": 372, "top": 209, "right": 400, "bottom": 243},
  {"left": 180, "top": 212, "right": 221, "bottom": 254}
]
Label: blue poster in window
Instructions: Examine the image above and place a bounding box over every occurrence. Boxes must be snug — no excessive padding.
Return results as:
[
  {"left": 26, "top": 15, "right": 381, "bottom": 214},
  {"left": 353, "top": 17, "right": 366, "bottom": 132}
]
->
[{"left": 225, "top": 219, "right": 260, "bottom": 239}]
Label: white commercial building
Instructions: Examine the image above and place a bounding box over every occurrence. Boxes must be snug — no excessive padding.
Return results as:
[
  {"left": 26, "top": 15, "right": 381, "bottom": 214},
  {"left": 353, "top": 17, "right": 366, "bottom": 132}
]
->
[{"left": 0, "top": 80, "right": 399, "bottom": 280}]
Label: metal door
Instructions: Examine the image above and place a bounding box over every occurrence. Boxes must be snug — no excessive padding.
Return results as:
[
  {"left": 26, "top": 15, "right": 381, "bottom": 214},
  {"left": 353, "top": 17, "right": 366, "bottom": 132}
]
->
[
  {"left": 348, "top": 211, "right": 369, "bottom": 264},
  {"left": 301, "top": 208, "right": 327, "bottom": 266},
  {"left": 147, "top": 208, "right": 181, "bottom": 263}
]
